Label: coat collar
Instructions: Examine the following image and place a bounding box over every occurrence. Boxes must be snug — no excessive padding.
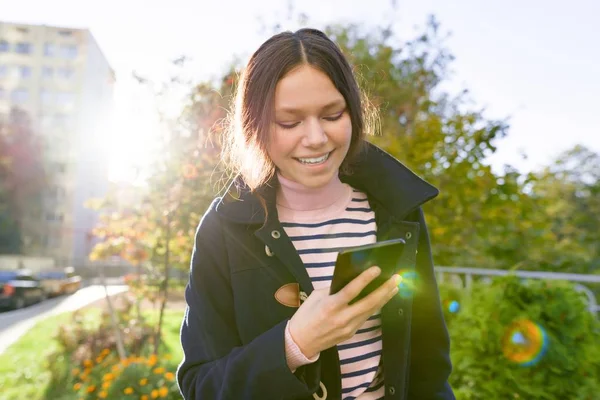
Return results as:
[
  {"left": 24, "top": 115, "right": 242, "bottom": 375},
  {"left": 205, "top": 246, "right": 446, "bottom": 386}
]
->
[{"left": 214, "top": 142, "right": 439, "bottom": 224}]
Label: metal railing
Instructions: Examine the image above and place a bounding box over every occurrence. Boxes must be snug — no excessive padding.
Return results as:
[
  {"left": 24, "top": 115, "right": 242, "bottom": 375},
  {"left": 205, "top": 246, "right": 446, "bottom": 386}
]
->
[{"left": 435, "top": 266, "right": 600, "bottom": 315}]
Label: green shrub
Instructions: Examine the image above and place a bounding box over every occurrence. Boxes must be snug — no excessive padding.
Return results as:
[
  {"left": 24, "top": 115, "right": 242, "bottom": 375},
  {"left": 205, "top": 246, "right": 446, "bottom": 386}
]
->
[
  {"left": 69, "top": 352, "right": 180, "bottom": 399},
  {"left": 45, "top": 295, "right": 181, "bottom": 399},
  {"left": 440, "top": 276, "right": 600, "bottom": 400}
]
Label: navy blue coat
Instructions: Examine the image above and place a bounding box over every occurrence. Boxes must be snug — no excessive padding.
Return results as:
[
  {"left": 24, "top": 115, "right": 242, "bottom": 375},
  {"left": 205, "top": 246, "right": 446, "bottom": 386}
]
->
[{"left": 177, "top": 143, "right": 455, "bottom": 400}]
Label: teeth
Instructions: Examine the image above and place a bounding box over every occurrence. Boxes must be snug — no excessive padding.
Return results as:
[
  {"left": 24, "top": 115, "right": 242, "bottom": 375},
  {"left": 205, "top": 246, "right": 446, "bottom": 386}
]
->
[{"left": 298, "top": 153, "right": 330, "bottom": 164}]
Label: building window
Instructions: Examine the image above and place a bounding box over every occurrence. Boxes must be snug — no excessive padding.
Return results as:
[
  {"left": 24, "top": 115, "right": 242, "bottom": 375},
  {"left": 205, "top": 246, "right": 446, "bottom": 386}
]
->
[
  {"left": 57, "top": 67, "right": 74, "bottom": 79},
  {"left": 45, "top": 211, "right": 64, "bottom": 222},
  {"left": 42, "top": 66, "right": 53, "bottom": 78},
  {"left": 19, "top": 65, "right": 32, "bottom": 79},
  {"left": 58, "top": 30, "right": 72, "bottom": 37},
  {"left": 11, "top": 88, "right": 29, "bottom": 103},
  {"left": 0, "top": 41, "right": 8, "bottom": 52},
  {"left": 44, "top": 43, "right": 56, "bottom": 57},
  {"left": 56, "top": 91, "right": 75, "bottom": 107},
  {"left": 41, "top": 90, "right": 54, "bottom": 104},
  {"left": 60, "top": 44, "right": 77, "bottom": 59},
  {"left": 15, "top": 42, "right": 32, "bottom": 54}
]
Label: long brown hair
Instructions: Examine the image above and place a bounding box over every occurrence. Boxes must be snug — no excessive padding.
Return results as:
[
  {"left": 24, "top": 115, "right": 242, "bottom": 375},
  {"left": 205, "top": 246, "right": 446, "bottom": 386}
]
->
[{"left": 222, "top": 28, "right": 374, "bottom": 193}]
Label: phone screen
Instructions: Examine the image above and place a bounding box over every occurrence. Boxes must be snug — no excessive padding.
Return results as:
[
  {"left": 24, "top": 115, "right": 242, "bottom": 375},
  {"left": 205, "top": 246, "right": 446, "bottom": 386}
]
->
[{"left": 330, "top": 238, "right": 406, "bottom": 302}]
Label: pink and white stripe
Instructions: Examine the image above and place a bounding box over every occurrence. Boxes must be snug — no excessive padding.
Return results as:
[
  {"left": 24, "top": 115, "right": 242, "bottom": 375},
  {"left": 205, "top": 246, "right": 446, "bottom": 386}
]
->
[{"left": 280, "top": 188, "right": 385, "bottom": 400}]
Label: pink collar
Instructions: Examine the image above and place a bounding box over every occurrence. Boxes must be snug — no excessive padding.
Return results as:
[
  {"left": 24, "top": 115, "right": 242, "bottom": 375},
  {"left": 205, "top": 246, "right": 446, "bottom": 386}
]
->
[{"left": 276, "top": 172, "right": 348, "bottom": 212}]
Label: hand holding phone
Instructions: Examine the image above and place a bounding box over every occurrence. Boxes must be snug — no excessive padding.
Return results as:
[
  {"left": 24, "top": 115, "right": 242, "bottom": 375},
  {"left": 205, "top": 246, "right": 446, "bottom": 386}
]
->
[
  {"left": 330, "top": 238, "right": 406, "bottom": 302},
  {"left": 288, "top": 266, "right": 401, "bottom": 359}
]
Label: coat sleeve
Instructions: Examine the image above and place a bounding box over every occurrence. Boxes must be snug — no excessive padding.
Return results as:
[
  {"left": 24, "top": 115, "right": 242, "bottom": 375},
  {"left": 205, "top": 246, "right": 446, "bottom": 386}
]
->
[
  {"left": 408, "top": 208, "right": 455, "bottom": 399},
  {"left": 176, "top": 204, "right": 322, "bottom": 400}
]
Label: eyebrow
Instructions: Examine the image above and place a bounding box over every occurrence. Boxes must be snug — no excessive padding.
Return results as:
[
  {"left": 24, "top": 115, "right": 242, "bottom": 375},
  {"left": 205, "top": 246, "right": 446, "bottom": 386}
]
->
[{"left": 275, "top": 98, "right": 346, "bottom": 115}]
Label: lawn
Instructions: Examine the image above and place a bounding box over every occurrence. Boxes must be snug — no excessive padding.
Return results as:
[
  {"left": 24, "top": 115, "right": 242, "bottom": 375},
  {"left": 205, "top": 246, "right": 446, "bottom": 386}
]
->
[{"left": 0, "top": 306, "right": 185, "bottom": 400}]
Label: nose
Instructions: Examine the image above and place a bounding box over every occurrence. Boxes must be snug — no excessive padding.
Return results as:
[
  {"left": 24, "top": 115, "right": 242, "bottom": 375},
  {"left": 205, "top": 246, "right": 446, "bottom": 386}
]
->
[{"left": 302, "top": 117, "right": 328, "bottom": 147}]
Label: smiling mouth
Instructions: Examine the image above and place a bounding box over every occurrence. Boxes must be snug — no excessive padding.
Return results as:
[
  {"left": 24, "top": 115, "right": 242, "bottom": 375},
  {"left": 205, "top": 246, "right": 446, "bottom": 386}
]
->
[{"left": 294, "top": 151, "right": 332, "bottom": 165}]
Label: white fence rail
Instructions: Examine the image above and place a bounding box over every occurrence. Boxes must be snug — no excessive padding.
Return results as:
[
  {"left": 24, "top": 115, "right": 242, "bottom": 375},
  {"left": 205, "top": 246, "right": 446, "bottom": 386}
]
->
[{"left": 434, "top": 266, "right": 600, "bottom": 315}]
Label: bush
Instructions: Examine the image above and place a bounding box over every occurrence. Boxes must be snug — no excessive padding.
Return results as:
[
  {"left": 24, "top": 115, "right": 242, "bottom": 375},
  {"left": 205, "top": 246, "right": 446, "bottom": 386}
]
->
[
  {"left": 440, "top": 276, "right": 600, "bottom": 400},
  {"left": 69, "top": 353, "right": 179, "bottom": 399},
  {"left": 45, "top": 295, "right": 181, "bottom": 399}
]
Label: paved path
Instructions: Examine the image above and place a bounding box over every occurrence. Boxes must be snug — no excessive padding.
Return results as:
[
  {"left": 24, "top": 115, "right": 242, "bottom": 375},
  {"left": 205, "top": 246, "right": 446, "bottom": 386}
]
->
[{"left": 0, "top": 285, "right": 128, "bottom": 355}]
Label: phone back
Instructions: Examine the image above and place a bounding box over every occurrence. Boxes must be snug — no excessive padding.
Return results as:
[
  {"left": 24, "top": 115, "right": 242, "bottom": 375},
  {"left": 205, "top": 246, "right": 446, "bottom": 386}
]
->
[{"left": 330, "top": 238, "right": 406, "bottom": 301}]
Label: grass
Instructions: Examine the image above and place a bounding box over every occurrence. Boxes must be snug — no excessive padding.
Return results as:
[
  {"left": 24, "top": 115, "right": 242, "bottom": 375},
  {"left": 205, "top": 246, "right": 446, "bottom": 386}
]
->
[{"left": 0, "top": 307, "right": 185, "bottom": 400}]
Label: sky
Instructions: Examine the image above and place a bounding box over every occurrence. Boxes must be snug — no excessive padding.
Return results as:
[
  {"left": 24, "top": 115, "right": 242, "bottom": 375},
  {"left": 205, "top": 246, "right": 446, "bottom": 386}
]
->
[{"left": 1, "top": 0, "right": 599, "bottom": 182}]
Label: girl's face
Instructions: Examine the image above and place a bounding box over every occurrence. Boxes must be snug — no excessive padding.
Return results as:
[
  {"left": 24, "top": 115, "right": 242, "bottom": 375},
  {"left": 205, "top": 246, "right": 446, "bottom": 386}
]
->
[{"left": 267, "top": 64, "right": 352, "bottom": 189}]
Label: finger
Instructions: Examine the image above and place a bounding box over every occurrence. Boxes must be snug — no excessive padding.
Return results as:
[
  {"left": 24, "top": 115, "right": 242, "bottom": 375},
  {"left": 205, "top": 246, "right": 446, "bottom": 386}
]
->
[
  {"left": 349, "top": 273, "right": 401, "bottom": 314},
  {"left": 334, "top": 266, "right": 381, "bottom": 304}
]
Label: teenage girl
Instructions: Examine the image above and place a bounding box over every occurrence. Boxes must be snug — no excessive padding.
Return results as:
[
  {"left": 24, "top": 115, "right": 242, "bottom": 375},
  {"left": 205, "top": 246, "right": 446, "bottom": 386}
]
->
[{"left": 177, "top": 28, "right": 455, "bottom": 400}]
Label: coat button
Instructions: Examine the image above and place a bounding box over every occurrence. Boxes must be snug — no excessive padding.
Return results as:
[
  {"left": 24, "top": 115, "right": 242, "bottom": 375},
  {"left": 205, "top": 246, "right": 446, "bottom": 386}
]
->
[
  {"left": 405, "top": 232, "right": 412, "bottom": 240},
  {"left": 271, "top": 230, "right": 281, "bottom": 239},
  {"left": 265, "top": 245, "right": 274, "bottom": 257},
  {"left": 388, "top": 386, "right": 396, "bottom": 395},
  {"left": 398, "top": 308, "right": 404, "bottom": 318}
]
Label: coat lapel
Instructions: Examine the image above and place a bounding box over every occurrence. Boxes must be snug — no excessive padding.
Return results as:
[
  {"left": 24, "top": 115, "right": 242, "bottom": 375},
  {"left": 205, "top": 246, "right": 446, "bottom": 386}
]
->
[{"left": 255, "top": 218, "right": 315, "bottom": 295}]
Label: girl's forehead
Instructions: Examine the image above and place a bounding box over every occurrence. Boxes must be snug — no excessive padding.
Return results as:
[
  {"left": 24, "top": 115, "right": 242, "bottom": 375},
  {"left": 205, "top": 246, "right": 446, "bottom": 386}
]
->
[{"left": 274, "top": 65, "right": 344, "bottom": 113}]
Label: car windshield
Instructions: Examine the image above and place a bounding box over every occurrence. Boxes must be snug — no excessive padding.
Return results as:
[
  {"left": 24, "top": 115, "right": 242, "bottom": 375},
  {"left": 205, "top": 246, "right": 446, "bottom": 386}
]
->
[
  {"left": 0, "top": 271, "right": 18, "bottom": 283},
  {"left": 38, "top": 271, "right": 66, "bottom": 279}
]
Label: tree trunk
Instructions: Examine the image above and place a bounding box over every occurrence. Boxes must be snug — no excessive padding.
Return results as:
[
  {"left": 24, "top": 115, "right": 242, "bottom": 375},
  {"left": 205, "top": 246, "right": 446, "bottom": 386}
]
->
[{"left": 153, "top": 212, "right": 171, "bottom": 355}]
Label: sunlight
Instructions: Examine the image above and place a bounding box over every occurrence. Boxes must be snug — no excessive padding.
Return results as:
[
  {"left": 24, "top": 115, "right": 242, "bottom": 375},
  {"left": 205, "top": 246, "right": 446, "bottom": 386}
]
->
[{"left": 106, "top": 82, "right": 162, "bottom": 184}]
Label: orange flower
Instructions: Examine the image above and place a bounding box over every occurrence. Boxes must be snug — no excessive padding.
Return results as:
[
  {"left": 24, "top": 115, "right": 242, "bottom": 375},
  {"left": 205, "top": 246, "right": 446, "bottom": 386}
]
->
[
  {"left": 164, "top": 372, "right": 175, "bottom": 381},
  {"left": 151, "top": 389, "right": 159, "bottom": 399},
  {"left": 147, "top": 354, "right": 158, "bottom": 367},
  {"left": 103, "top": 373, "right": 114, "bottom": 381},
  {"left": 73, "top": 383, "right": 82, "bottom": 391},
  {"left": 101, "top": 348, "right": 110, "bottom": 356},
  {"left": 102, "top": 381, "right": 111, "bottom": 389},
  {"left": 99, "top": 390, "right": 108, "bottom": 398},
  {"left": 158, "top": 386, "right": 169, "bottom": 397},
  {"left": 86, "top": 385, "right": 96, "bottom": 393},
  {"left": 124, "top": 387, "right": 134, "bottom": 394},
  {"left": 139, "top": 378, "right": 148, "bottom": 386},
  {"left": 153, "top": 367, "right": 166, "bottom": 374},
  {"left": 141, "top": 396, "right": 149, "bottom": 400},
  {"left": 71, "top": 368, "right": 80, "bottom": 376},
  {"left": 83, "top": 359, "right": 93, "bottom": 368},
  {"left": 95, "top": 356, "right": 103, "bottom": 364},
  {"left": 111, "top": 365, "right": 120, "bottom": 372}
]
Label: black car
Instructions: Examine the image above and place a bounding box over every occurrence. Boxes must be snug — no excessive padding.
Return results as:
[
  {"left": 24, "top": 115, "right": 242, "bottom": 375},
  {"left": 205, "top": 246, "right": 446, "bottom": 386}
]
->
[{"left": 0, "top": 270, "right": 46, "bottom": 310}]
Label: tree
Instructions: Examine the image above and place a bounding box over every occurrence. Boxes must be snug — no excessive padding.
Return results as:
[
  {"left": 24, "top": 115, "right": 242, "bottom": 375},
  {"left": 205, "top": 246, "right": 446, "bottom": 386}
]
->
[
  {"left": 525, "top": 146, "right": 600, "bottom": 273},
  {"left": 0, "top": 108, "right": 47, "bottom": 254},
  {"left": 89, "top": 59, "right": 234, "bottom": 354}
]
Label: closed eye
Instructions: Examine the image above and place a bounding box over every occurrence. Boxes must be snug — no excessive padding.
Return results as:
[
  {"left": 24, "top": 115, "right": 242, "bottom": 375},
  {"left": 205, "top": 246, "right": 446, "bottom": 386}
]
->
[
  {"left": 323, "top": 110, "right": 345, "bottom": 122},
  {"left": 277, "top": 121, "right": 300, "bottom": 130}
]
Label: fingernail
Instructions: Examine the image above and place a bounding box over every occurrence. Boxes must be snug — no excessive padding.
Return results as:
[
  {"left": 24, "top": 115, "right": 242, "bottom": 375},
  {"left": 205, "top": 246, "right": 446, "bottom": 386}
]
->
[
  {"left": 372, "top": 267, "right": 381, "bottom": 276},
  {"left": 394, "top": 274, "right": 402, "bottom": 285}
]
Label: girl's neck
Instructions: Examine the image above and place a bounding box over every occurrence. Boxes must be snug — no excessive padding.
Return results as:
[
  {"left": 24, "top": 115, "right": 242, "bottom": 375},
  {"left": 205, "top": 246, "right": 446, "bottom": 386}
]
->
[{"left": 276, "top": 172, "right": 347, "bottom": 211}]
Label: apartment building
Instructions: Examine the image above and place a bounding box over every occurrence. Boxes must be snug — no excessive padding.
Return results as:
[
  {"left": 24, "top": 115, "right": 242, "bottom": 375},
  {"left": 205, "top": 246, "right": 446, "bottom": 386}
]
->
[{"left": 0, "top": 21, "right": 115, "bottom": 266}]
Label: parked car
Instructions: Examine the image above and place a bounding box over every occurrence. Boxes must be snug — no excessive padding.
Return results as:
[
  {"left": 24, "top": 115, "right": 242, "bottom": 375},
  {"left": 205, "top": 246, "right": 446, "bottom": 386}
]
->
[
  {"left": 0, "top": 270, "right": 46, "bottom": 310},
  {"left": 37, "top": 267, "right": 82, "bottom": 296}
]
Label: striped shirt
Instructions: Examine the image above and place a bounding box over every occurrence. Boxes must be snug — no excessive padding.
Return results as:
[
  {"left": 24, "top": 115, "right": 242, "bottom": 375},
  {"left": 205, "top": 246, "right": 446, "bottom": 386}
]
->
[{"left": 278, "top": 183, "right": 385, "bottom": 400}]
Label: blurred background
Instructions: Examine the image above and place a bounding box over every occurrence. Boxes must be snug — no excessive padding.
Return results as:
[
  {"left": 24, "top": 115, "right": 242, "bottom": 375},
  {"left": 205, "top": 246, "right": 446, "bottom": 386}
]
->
[{"left": 0, "top": 0, "right": 599, "bottom": 399}]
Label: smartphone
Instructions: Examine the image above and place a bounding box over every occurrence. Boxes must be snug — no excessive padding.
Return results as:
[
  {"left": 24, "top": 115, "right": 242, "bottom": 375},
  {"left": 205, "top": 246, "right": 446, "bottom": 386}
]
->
[{"left": 330, "top": 238, "right": 406, "bottom": 302}]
